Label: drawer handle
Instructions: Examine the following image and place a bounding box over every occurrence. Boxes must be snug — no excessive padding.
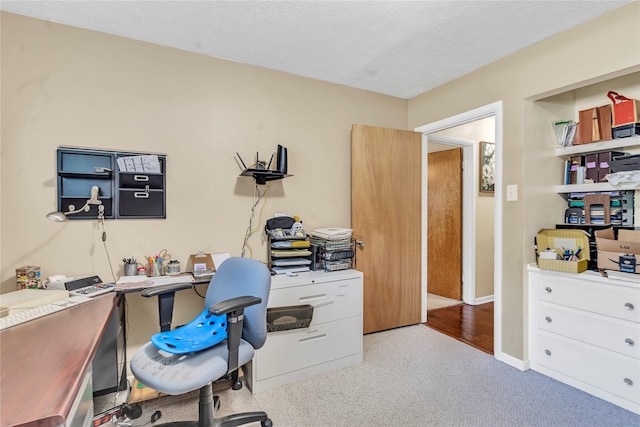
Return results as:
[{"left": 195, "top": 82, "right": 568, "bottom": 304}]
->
[
  {"left": 299, "top": 294, "right": 327, "bottom": 302},
  {"left": 544, "top": 349, "right": 551, "bottom": 356},
  {"left": 624, "top": 378, "right": 634, "bottom": 386},
  {"left": 312, "top": 300, "right": 335, "bottom": 309},
  {"left": 625, "top": 338, "right": 635, "bottom": 346},
  {"left": 545, "top": 316, "right": 552, "bottom": 323},
  {"left": 624, "top": 303, "right": 635, "bottom": 311},
  {"left": 134, "top": 175, "right": 150, "bottom": 182},
  {"left": 299, "top": 333, "right": 326, "bottom": 343},
  {"left": 545, "top": 287, "right": 552, "bottom": 293},
  {"left": 134, "top": 192, "right": 150, "bottom": 199}
]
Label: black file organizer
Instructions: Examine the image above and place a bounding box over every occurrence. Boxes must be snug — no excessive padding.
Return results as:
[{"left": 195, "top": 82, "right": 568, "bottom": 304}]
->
[
  {"left": 57, "top": 149, "right": 115, "bottom": 219},
  {"left": 56, "top": 147, "right": 166, "bottom": 219},
  {"left": 117, "top": 155, "right": 166, "bottom": 218}
]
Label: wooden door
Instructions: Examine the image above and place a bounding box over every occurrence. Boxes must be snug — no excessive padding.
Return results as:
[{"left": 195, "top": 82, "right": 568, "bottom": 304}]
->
[
  {"left": 427, "top": 148, "right": 462, "bottom": 300},
  {"left": 351, "top": 124, "right": 422, "bottom": 334}
]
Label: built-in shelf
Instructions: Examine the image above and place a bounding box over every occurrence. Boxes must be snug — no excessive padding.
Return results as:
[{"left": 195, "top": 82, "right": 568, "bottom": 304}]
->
[
  {"left": 58, "top": 171, "right": 112, "bottom": 179},
  {"left": 555, "top": 181, "right": 640, "bottom": 193},
  {"left": 556, "top": 135, "right": 640, "bottom": 158},
  {"left": 555, "top": 135, "right": 640, "bottom": 193}
]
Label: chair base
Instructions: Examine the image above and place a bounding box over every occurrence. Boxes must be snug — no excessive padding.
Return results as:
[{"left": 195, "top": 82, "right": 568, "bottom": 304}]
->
[{"left": 149, "top": 383, "right": 271, "bottom": 427}]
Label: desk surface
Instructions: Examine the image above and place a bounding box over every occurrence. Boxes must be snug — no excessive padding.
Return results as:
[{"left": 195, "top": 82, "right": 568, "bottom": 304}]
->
[{"left": 0, "top": 294, "right": 117, "bottom": 427}]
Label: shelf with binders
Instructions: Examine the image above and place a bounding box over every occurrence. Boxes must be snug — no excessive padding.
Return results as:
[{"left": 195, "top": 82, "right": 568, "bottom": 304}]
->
[{"left": 556, "top": 135, "right": 640, "bottom": 193}]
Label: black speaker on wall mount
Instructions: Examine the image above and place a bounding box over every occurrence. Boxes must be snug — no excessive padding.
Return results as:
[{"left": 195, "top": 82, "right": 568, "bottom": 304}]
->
[{"left": 276, "top": 144, "right": 287, "bottom": 174}]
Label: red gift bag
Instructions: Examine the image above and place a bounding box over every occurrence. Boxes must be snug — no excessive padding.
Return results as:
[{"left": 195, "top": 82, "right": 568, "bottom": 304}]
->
[{"left": 607, "top": 91, "right": 640, "bottom": 127}]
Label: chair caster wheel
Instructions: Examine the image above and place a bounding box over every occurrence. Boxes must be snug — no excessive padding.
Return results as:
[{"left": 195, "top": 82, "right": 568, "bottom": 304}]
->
[
  {"left": 261, "top": 418, "right": 273, "bottom": 427},
  {"left": 122, "top": 404, "right": 142, "bottom": 420},
  {"left": 213, "top": 396, "right": 221, "bottom": 411},
  {"left": 232, "top": 380, "right": 243, "bottom": 391}
]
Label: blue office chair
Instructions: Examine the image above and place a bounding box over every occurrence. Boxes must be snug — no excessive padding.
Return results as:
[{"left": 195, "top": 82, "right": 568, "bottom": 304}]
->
[{"left": 130, "top": 257, "right": 272, "bottom": 427}]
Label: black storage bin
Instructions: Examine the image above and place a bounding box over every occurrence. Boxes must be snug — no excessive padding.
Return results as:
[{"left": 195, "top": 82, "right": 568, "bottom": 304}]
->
[
  {"left": 612, "top": 123, "right": 640, "bottom": 138},
  {"left": 266, "top": 304, "right": 314, "bottom": 332},
  {"left": 610, "top": 154, "right": 640, "bottom": 172}
]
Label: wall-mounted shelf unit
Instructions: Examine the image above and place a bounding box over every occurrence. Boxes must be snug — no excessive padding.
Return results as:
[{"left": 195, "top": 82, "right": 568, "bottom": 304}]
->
[
  {"left": 554, "top": 135, "right": 640, "bottom": 193},
  {"left": 56, "top": 147, "right": 166, "bottom": 219}
]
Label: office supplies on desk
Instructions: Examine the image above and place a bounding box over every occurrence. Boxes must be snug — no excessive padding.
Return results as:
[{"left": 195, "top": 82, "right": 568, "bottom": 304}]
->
[
  {"left": 166, "top": 260, "right": 181, "bottom": 275},
  {"left": 123, "top": 257, "right": 138, "bottom": 276},
  {"left": 16, "top": 265, "right": 42, "bottom": 289},
  {"left": 190, "top": 252, "right": 215, "bottom": 280},
  {"left": 47, "top": 275, "right": 115, "bottom": 297}
]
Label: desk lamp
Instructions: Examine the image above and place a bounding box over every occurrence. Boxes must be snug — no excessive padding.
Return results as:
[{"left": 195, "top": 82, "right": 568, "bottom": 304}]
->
[{"left": 46, "top": 185, "right": 103, "bottom": 222}]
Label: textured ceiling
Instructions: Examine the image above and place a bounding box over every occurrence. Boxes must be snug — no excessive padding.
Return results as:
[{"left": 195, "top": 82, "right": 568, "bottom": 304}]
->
[{"left": 0, "top": 1, "right": 631, "bottom": 99}]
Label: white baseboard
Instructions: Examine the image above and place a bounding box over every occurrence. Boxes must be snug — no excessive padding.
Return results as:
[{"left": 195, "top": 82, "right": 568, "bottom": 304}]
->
[
  {"left": 495, "top": 351, "right": 529, "bottom": 371},
  {"left": 473, "top": 294, "right": 494, "bottom": 305}
]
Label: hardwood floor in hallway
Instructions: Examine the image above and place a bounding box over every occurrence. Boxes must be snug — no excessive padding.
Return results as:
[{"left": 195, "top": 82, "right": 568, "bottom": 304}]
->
[{"left": 424, "top": 302, "right": 494, "bottom": 354}]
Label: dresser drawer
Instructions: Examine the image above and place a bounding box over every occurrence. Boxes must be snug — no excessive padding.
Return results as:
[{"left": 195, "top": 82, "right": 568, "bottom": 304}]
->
[
  {"left": 535, "top": 276, "right": 640, "bottom": 323},
  {"left": 254, "top": 316, "right": 362, "bottom": 381},
  {"left": 537, "top": 332, "right": 640, "bottom": 403},
  {"left": 538, "top": 303, "right": 640, "bottom": 359},
  {"left": 267, "top": 278, "right": 361, "bottom": 325}
]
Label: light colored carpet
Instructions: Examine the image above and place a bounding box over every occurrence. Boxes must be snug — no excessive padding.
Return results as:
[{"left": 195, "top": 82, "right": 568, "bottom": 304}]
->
[
  {"left": 427, "top": 293, "right": 463, "bottom": 310},
  {"left": 115, "top": 325, "right": 640, "bottom": 426}
]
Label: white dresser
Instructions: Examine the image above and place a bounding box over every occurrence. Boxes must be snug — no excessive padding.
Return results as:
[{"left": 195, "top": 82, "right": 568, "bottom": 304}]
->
[
  {"left": 245, "top": 269, "right": 363, "bottom": 393},
  {"left": 528, "top": 266, "right": 640, "bottom": 414}
]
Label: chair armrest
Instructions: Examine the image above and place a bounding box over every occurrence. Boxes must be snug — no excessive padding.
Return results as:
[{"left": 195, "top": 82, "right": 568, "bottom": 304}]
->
[
  {"left": 208, "top": 296, "right": 262, "bottom": 375},
  {"left": 208, "top": 296, "right": 262, "bottom": 316},
  {"left": 141, "top": 282, "right": 194, "bottom": 332},
  {"left": 140, "top": 282, "right": 194, "bottom": 298}
]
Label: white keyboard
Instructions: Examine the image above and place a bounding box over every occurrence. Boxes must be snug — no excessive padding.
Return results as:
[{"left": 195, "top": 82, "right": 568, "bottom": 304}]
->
[{"left": 0, "top": 296, "right": 90, "bottom": 330}]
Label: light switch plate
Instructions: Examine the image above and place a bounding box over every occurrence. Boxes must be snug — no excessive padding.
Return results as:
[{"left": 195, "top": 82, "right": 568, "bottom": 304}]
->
[{"left": 506, "top": 184, "right": 518, "bottom": 201}]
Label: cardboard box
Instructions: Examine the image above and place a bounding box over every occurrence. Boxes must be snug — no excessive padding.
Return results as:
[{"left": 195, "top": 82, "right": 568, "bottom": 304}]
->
[
  {"left": 608, "top": 91, "right": 640, "bottom": 127},
  {"left": 594, "top": 228, "right": 640, "bottom": 273},
  {"left": 576, "top": 105, "right": 612, "bottom": 144},
  {"left": 536, "top": 229, "right": 590, "bottom": 274}
]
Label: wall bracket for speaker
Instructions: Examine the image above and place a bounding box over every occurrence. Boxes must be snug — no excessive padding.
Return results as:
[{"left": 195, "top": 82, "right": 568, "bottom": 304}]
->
[
  {"left": 237, "top": 145, "right": 291, "bottom": 185},
  {"left": 239, "top": 169, "right": 290, "bottom": 185}
]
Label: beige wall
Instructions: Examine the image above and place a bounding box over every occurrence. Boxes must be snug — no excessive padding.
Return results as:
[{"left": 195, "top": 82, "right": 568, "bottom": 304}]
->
[
  {"left": 409, "top": 2, "right": 640, "bottom": 358},
  {"left": 2, "top": 3, "right": 639, "bottom": 364},
  {"left": 433, "top": 117, "right": 495, "bottom": 299},
  {"left": 0, "top": 12, "right": 407, "bottom": 355}
]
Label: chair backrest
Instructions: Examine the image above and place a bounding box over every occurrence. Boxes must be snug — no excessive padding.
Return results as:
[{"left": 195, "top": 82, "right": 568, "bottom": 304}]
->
[{"left": 204, "top": 257, "right": 271, "bottom": 349}]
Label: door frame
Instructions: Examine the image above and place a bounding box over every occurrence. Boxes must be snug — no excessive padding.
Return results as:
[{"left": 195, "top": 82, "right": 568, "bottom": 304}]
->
[
  {"left": 415, "top": 101, "right": 504, "bottom": 360},
  {"left": 426, "top": 136, "right": 476, "bottom": 306}
]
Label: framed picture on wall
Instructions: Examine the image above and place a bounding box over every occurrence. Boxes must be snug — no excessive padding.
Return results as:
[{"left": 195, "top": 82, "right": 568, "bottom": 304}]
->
[{"left": 479, "top": 141, "right": 495, "bottom": 193}]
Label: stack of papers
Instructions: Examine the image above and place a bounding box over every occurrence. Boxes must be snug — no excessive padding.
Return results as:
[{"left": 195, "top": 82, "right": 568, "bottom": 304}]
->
[
  {"left": 272, "top": 265, "right": 310, "bottom": 275},
  {"left": 117, "top": 155, "right": 161, "bottom": 173},
  {"left": 310, "top": 228, "right": 353, "bottom": 240}
]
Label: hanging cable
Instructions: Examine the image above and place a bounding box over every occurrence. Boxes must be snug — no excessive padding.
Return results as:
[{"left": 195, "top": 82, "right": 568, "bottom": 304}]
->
[
  {"left": 241, "top": 182, "right": 270, "bottom": 258},
  {"left": 98, "top": 206, "right": 117, "bottom": 282}
]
